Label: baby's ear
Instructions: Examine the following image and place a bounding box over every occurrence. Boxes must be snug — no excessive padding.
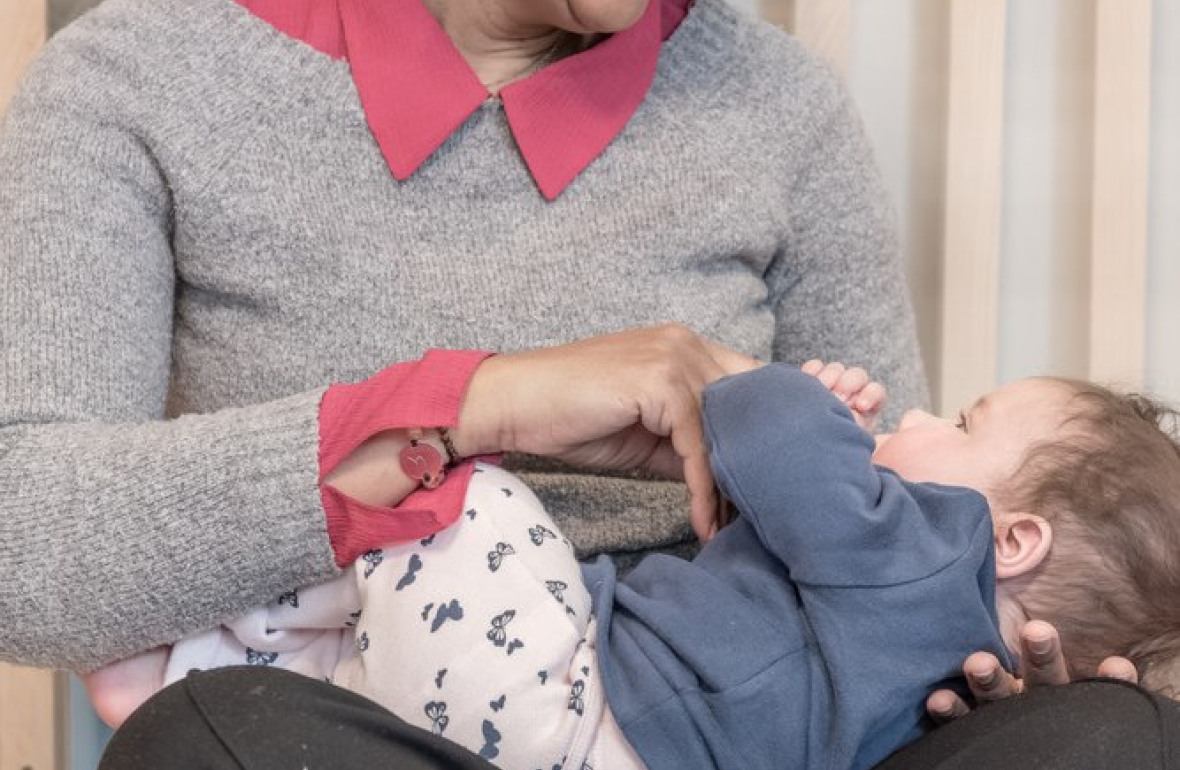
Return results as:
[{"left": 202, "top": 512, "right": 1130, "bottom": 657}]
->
[{"left": 992, "top": 512, "right": 1052, "bottom": 580}]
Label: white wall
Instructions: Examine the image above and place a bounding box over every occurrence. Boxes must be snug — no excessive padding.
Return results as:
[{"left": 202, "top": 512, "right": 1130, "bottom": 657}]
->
[
  {"left": 1148, "top": 0, "right": 1180, "bottom": 401},
  {"left": 840, "top": 0, "right": 1179, "bottom": 407}
]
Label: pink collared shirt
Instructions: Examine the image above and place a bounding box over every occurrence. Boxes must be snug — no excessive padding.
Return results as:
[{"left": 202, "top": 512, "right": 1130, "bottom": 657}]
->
[
  {"left": 236, "top": 0, "right": 691, "bottom": 200},
  {"left": 235, "top": 0, "right": 691, "bottom": 565}
]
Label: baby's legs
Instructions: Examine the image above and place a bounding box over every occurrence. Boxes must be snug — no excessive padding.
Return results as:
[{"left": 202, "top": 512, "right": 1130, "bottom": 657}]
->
[
  {"left": 81, "top": 646, "right": 169, "bottom": 729},
  {"left": 83, "top": 560, "right": 363, "bottom": 729},
  {"left": 331, "top": 462, "right": 608, "bottom": 770}
]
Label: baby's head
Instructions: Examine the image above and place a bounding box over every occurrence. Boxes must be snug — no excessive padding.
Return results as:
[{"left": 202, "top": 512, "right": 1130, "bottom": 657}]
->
[{"left": 873, "top": 378, "right": 1180, "bottom": 692}]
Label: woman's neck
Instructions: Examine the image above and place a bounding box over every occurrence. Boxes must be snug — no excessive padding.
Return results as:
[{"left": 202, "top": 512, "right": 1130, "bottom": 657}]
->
[{"left": 421, "top": 0, "right": 589, "bottom": 93}]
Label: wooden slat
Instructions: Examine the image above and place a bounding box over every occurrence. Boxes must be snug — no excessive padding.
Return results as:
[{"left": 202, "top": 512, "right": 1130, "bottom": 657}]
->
[
  {"left": 0, "top": 664, "right": 66, "bottom": 770},
  {"left": 939, "top": 0, "right": 1007, "bottom": 414},
  {"left": 767, "top": 0, "right": 852, "bottom": 75},
  {"left": 1088, "top": 0, "right": 1152, "bottom": 387},
  {"left": 0, "top": 0, "right": 47, "bottom": 116},
  {"left": 1, "top": 5, "right": 65, "bottom": 765}
]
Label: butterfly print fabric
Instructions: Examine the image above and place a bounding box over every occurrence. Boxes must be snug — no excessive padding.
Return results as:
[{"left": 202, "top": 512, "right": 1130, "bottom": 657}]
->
[
  {"left": 328, "top": 463, "right": 625, "bottom": 769},
  {"left": 165, "top": 462, "right": 640, "bottom": 770}
]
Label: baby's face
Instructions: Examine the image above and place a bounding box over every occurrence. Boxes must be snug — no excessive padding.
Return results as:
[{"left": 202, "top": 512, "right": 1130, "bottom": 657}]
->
[{"left": 871, "top": 378, "right": 1074, "bottom": 503}]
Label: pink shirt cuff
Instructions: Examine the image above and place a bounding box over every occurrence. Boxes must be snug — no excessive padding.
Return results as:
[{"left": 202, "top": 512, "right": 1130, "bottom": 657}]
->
[{"left": 317, "top": 349, "right": 495, "bottom": 567}]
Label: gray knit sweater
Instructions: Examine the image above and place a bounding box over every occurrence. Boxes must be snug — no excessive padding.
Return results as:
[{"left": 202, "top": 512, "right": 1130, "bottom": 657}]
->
[{"left": 0, "top": 0, "right": 926, "bottom": 670}]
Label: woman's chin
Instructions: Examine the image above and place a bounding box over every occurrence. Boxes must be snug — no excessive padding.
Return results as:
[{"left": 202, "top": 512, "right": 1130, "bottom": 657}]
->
[{"left": 563, "top": 0, "right": 648, "bottom": 33}]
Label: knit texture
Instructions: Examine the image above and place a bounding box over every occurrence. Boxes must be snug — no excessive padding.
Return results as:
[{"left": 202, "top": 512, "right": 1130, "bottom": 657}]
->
[{"left": 0, "top": 0, "right": 926, "bottom": 669}]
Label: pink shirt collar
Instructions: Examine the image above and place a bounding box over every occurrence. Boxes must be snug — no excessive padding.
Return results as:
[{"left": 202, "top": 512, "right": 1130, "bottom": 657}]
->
[{"left": 235, "top": 0, "right": 691, "bottom": 200}]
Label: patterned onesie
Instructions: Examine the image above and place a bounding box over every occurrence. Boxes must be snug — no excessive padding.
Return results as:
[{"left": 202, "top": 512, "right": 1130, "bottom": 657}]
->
[{"left": 164, "top": 462, "right": 646, "bottom": 770}]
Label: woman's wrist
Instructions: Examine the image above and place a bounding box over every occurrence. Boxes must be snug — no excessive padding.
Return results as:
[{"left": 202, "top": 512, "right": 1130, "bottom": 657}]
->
[
  {"left": 320, "top": 353, "right": 505, "bottom": 507},
  {"left": 323, "top": 429, "right": 447, "bottom": 507},
  {"left": 450, "top": 354, "right": 510, "bottom": 458}
]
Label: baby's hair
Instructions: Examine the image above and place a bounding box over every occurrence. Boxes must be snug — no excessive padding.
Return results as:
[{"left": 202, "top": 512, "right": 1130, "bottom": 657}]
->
[{"left": 1001, "top": 379, "right": 1180, "bottom": 695}]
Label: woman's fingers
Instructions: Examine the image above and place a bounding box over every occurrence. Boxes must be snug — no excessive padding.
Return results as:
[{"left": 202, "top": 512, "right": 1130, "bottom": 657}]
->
[
  {"left": 650, "top": 380, "right": 720, "bottom": 541},
  {"left": 926, "top": 689, "right": 971, "bottom": 724},
  {"left": 618, "top": 327, "right": 727, "bottom": 539},
  {"left": 1020, "top": 620, "right": 1071, "bottom": 687},
  {"left": 964, "top": 651, "right": 1023, "bottom": 702},
  {"left": 1096, "top": 656, "right": 1139, "bottom": 683},
  {"left": 699, "top": 337, "right": 764, "bottom": 377},
  {"left": 682, "top": 446, "right": 719, "bottom": 541},
  {"left": 935, "top": 621, "right": 1128, "bottom": 729}
]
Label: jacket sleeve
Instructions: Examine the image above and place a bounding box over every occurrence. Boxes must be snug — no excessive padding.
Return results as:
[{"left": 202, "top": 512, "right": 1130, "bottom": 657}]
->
[{"left": 701, "top": 364, "right": 987, "bottom": 588}]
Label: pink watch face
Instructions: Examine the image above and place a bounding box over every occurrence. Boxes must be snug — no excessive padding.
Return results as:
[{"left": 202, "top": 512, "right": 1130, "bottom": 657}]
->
[{"left": 400, "top": 440, "right": 445, "bottom": 488}]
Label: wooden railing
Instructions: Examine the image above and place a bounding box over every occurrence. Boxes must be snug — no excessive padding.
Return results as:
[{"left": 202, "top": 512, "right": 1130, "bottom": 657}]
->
[
  {"left": 1, "top": 4, "right": 68, "bottom": 770},
  {"left": 768, "top": 0, "right": 1154, "bottom": 412}
]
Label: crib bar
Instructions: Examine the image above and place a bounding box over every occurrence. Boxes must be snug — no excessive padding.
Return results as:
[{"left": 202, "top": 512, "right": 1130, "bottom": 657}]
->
[
  {"left": 939, "top": 0, "right": 1007, "bottom": 414},
  {"left": 0, "top": 0, "right": 47, "bottom": 114},
  {"left": 1088, "top": 0, "right": 1151, "bottom": 388},
  {"left": 0, "top": 6, "right": 67, "bottom": 770},
  {"left": 0, "top": 663, "right": 65, "bottom": 770},
  {"left": 770, "top": 0, "right": 852, "bottom": 74}
]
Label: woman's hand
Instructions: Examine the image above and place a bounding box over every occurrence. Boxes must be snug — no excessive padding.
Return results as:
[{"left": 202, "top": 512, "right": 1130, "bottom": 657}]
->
[
  {"left": 926, "top": 620, "right": 1139, "bottom": 722},
  {"left": 454, "top": 324, "right": 762, "bottom": 540}
]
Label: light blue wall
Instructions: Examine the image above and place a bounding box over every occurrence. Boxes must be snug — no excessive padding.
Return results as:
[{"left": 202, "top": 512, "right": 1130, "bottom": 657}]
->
[
  {"left": 70, "top": 676, "right": 112, "bottom": 770},
  {"left": 1147, "top": 0, "right": 1180, "bottom": 402}
]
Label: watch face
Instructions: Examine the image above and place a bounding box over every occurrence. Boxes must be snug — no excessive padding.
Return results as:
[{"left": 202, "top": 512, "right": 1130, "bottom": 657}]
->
[{"left": 400, "top": 439, "right": 446, "bottom": 488}]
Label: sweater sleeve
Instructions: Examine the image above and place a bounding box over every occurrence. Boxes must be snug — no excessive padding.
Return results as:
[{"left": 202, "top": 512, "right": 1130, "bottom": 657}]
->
[
  {"left": 0, "top": 47, "right": 477, "bottom": 670},
  {"left": 766, "top": 63, "right": 928, "bottom": 429},
  {"left": 701, "top": 364, "right": 986, "bottom": 588}
]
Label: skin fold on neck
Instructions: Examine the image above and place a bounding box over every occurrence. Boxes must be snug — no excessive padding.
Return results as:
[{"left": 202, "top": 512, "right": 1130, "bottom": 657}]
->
[{"left": 421, "top": 0, "right": 620, "bottom": 92}]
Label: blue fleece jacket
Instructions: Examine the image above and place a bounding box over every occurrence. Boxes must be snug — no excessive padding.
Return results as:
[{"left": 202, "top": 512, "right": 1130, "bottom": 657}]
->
[{"left": 581, "top": 365, "right": 1013, "bottom": 770}]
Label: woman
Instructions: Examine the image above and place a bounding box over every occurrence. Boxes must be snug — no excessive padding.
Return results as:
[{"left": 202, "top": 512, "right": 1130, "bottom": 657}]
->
[{"left": 0, "top": 0, "right": 1148, "bottom": 766}]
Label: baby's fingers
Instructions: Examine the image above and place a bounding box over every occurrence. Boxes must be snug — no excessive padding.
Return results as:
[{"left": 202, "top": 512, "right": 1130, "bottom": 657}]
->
[
  {"left": 801, "top": 359, "right": 825, "bottom": 376},
  {"left": 853, "top": 381, "right": 886, "bottom": 413},
  {"left": 852, "top": 382, "right": 887, "bottom": 431},
  {"left": 809, "top": 361, "right": 847, "bottom": 391},
  {"left": 832, "top": 366, "right": 870, "bottom": 403}
]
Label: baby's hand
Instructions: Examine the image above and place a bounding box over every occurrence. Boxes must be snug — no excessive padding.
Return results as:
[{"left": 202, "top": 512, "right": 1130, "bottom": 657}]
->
[{"left": 800, "top": 360, "right": 886, "bottom": 432}]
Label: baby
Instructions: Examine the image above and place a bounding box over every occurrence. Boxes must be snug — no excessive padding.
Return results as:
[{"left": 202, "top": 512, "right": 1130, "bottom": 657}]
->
[{"left": 84, "top": 362, "right": 1180, "bottom": 770}]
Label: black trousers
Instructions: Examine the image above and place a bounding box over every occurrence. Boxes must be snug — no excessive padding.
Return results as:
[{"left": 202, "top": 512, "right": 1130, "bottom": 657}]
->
[{"left": 100, "top": 667, "right": 1179, "bottom": 770}]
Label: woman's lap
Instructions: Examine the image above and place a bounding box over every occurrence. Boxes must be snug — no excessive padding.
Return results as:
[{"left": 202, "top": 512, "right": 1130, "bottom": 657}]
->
[
  {"left": 873, "top": 679, "right": 1180, "bottom": 770},
  {"left": 103, "top": 669, "right": 1178, "bottom": 769},
  {"left": 98, "top": 665, "right": 496, "bottom": 770}
]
